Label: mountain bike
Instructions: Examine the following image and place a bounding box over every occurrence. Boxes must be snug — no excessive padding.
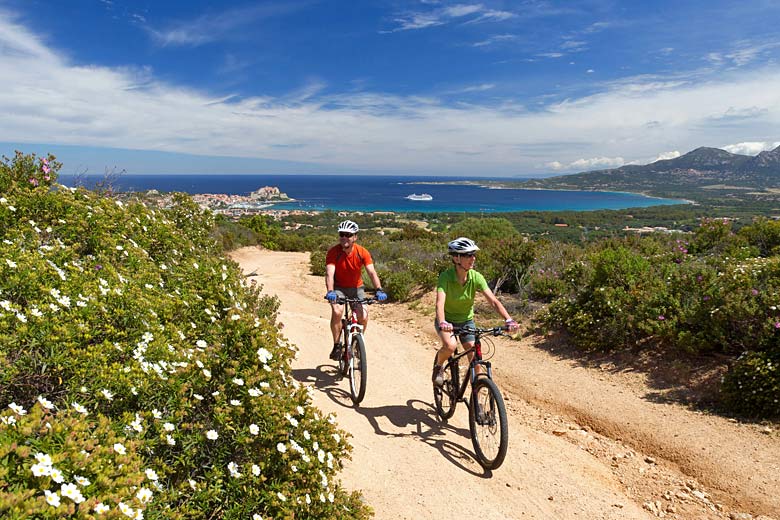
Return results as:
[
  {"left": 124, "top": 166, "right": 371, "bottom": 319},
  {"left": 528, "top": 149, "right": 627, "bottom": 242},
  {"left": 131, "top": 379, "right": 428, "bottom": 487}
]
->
[
  {"left": 327, "top": 296, "right": 377, "bottom": 405},
  {"left": 433, "top": 325, "right": 509, "bottom": 470}
]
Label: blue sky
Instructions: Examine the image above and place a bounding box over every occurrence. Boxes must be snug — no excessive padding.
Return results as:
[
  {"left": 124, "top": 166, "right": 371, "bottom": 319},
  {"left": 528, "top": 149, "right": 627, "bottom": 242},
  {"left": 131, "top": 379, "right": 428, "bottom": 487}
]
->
[{"left": 1, "top": 0, "right": 779, "bottom": 177}]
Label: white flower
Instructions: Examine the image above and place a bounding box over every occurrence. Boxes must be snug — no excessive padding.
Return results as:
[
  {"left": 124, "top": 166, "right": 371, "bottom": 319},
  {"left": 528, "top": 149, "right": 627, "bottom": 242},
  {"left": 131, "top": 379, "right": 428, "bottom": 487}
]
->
[
  {"left": 152, "top": 409, "right": 162, "bottom": 419},
  {"left": 74, "top": 475, "right": 90, "bottom": 486},
  {"left": 230, "top": 314, "right": 240, "bottom": 321},
  {"left": 166, "top": 434, "right": 176, "bottom": 445},
  {"left": 196, "top": 339, "right": 207, "bottom": 349},
  {"left": 188, "top": 479, "right": 198, "bottom": 490},
  {"left": 61, "top": 483, "right": 85, "bottom": 503},
  {"left": 251, "top": 464, "right": 261, "bottom": 476},
  {"left": 256, "top": 348, "right": 273, "bottom": 363},
  {"left": 8, "top": 402, "right": 27, "bottom": 415},
  {"left": 276, "top": 442, "right": 287, "bottom": 453},
  {"left": 193, "top": 393, "right": 204, "bottom": 401},
  {"left": 30, "top": 463, "right": 51, "bottom": 477},
  {"left": 44, "top": 489, "right": 61, "bottom": 507},
  {"left": 248, "top": 387, "right": 261, "bottom": 397},
  {"left": 232, "top": 377, "right": 244, "bottom": 386},
  {"left": 15, "top": 313, "right": 26, "bottom": 323},
  {"left": 249, "top": 424, "right": 259, "bottom": 435},
  {"left": 145, "top": 468, "right": 159, "bottom": 481},
  {"left": 94, "top": 502, "right": 110, "bottom": 514},
  {"left": 113, "top": 443, "right": 127, "bottom": 455},
  {"left": 34, "top": 452, "right": 53, "bottom": 466},
  {"left": 230, "top": 399, "right": 241, "bottom": 406},
  {"left": 163, "top": 422, "right": 175, "bottom": 432},
  {"left": 5, "top": 259, "right": 16, "bottom": 268},
  {"left": 328, "top": 492, "right": 335, "bottom": 503},
  {"left": 332, "top": 433, "right": 341, "bottom": 443},
  {"left": 101, "top": 389, "right": 114, "bottom": 401},
  {"left": 202, "top": 369, "right": 211, "bottom": 378},
  {"left": 228, "top": 461, "right": 242, "bottom": 477},
  {"left": 317, "top": 450, "right": 325, "bottom": 463},
  {"left": 253, "top": 514, "right": 263, "bottom": 520},
  {"left": 49, "top": 468, "right": 64, "bottom": 483},
  {"left": 296, "top": 405, "right": 305, "bottom": 415},
  {"left": 118, "top": 501, "right": 134, "bottom": 517},
  {"left": 206, "top": 430, "right": 218, "bottom": 440},
  {"left": 136, "top": 487, "right": 153, "bottom": 503},
  {"left": 277, "top": 492, "right": 286, "bottom": 502},
  {"left": 72, "top": 402, "right": 88, "bottom": 415}
]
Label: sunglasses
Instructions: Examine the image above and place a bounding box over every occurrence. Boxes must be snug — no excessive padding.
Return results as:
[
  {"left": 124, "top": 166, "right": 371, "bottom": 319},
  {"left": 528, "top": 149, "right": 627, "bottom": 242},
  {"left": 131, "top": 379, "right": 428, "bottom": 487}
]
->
[
  {"left": 339, "top": 232, "right": 354, "bottom": 238},
  {"left": 458, "top": 252, "right": 477, "bottom": 258}
]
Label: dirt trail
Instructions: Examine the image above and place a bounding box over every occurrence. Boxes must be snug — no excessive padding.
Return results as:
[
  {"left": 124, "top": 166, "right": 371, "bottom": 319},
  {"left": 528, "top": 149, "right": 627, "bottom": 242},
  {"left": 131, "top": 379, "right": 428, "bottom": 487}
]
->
[{"left": 230, "top": 248, "right": 779, "bottom": 520}]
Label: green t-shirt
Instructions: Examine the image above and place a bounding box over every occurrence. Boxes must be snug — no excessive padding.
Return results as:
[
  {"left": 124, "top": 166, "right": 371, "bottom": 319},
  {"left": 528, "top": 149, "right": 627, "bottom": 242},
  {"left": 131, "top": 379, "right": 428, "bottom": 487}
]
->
[{"left": 436, "top": 267, "right": 489, "bottom": 323}]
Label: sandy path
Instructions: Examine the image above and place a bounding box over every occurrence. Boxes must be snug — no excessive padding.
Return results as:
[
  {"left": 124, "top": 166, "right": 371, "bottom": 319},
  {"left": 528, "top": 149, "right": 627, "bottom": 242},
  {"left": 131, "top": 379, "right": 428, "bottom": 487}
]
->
[{"left": 230, "top": 248, "right": 779, "bottom": 520}]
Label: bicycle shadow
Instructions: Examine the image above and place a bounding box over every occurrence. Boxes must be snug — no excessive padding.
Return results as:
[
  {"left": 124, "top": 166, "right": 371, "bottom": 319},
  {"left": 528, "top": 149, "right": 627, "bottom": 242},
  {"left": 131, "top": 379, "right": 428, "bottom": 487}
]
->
[
  {"left": 291, "top": 366, "right": 494, "bottom": 477},
  {"left": 292, "top": 364, "right": 356, "bottom": 407},
  {"left": 357, "top": 397, "right": 494, "bottom": 477}
]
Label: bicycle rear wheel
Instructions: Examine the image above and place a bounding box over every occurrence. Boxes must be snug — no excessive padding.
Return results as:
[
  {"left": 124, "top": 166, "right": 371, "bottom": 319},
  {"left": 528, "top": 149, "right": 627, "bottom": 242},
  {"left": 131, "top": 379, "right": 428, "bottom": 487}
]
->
[
  {"left": 433, "top": 358, "right": 459, "bottom": 422},
  {"left": 469, "top": 377, "right": 508, "bottom": 470},
  {"left": 348, "top": 334, "right": 367, "bottom": 405}
]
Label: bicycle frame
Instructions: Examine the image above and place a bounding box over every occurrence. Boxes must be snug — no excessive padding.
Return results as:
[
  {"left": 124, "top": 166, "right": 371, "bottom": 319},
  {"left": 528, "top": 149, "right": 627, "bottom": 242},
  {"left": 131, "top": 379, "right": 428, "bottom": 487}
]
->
[{"left": 447, "top": 330, "right": 495, "bottom": 405}]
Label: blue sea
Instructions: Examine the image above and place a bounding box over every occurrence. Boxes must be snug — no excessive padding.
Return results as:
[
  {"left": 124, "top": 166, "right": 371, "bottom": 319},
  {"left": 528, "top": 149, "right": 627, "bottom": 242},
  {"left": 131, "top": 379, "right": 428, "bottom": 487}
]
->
[{"left": 58, "top": 174, "right": 685, "bottom": 213}]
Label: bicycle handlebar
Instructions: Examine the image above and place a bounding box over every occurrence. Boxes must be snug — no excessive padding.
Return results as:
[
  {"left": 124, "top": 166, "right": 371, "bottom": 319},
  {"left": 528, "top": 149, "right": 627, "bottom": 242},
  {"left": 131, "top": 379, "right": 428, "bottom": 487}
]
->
[
  {"left": 441, "top": 325, "right": 509, "bottom": 337},
  {"left": 324, "top": 296, "right": 379, "bottom": 305}
]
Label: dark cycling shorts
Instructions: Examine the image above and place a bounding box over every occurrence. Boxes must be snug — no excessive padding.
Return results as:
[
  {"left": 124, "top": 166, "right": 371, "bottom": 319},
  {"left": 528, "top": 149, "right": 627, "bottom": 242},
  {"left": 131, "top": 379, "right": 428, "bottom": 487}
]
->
[
  {"left": 434, "top": 318, "right": 476, "bottom": 344},
  {"left": 334, "top": 287, "right": 366, "bottom": 310}
]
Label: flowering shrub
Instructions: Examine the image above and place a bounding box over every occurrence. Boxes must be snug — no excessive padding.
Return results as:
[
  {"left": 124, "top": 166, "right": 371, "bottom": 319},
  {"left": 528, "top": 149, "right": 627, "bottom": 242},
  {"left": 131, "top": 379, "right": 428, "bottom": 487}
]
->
[
  {"left": 721, "top": 351, "right": 780, "bottom": 417},
  {"left": 0, "top": 153, "right": 371, "bottom": 519}
]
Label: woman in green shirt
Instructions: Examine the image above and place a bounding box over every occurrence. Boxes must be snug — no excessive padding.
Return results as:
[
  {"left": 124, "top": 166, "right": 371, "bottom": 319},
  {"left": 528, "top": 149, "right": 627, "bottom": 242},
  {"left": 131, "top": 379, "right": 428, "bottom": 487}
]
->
[{"left": 432, "top": 237, "right": 519, "bottom": 386}]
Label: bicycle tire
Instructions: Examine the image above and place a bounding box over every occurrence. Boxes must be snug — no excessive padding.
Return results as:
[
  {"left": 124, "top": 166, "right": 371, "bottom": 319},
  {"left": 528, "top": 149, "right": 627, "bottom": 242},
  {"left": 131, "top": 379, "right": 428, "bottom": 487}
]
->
[
  {"left": 469, "top": 377, "right": 509, "bottom": 470},
  {"left": 348, "top": 334, "right": 367, "bottom": 405},
  {"left": 433, "top": 357, "right": 459, "bottom": 422}
]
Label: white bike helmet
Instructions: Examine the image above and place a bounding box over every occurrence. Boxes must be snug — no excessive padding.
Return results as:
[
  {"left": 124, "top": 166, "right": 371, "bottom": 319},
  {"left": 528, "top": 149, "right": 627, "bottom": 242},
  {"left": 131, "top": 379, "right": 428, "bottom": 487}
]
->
[
  {"left": 447, "top": 237, "right": 480, "bottom": 254},
  {"left": 337, "top": 220, "right": 359, "bottom": 234}
]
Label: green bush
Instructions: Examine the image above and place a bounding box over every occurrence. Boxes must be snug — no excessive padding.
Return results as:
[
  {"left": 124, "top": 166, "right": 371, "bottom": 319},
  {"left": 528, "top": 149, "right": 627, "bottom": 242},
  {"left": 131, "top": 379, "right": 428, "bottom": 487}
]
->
[
  {"left": 721, "top": 350, "right": 780, "bottom": 417},
  {"left": 0, "top": 153, "right": 371, "bottom": 519}
]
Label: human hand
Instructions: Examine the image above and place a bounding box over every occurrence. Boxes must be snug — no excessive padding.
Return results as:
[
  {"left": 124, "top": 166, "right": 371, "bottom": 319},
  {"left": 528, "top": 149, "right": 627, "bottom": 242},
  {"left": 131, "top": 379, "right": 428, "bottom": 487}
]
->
[
  {"left": 375, "top": 290, "right": 387, "bottom": 302},
  {"left": 505, "top": 318, "right": 519, "bottom": 332},
  {"left": 326, "top": 291, "right": 338, "bottom": 303},
  {"left": 439, "top": 321, "right": 453, "bottom": 332}
]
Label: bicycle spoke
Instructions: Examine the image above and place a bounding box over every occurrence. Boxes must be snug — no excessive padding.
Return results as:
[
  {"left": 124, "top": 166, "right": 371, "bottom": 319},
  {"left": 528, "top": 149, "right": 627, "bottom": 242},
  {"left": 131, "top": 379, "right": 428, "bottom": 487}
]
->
[{"left": 469, "top": 377, "right": 508, "bottom": 470}]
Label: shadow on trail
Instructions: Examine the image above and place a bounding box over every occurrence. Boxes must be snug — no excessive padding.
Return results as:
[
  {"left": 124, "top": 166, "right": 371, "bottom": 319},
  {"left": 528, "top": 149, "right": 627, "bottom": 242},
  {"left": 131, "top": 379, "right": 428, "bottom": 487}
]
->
[
  {"left": 292, "top": 362, "right": 493, "bottom": 477},
  {"left": 354, "top": 398, "right": 492, "bottom": 477},
  {"left": 292, "top": 364, "right": 354, "bottom": 408}
]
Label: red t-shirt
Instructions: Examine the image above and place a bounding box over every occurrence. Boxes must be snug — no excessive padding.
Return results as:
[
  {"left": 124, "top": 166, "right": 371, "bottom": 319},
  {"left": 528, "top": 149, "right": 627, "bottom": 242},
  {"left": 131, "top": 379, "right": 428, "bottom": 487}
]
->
[{"left": 326, "top": 244, "right": 373, "bottom": 288}]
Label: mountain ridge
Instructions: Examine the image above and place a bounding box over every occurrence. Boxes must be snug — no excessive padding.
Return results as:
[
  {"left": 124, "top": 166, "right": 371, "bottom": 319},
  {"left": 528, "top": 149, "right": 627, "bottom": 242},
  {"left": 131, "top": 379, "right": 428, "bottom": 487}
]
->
[{"left": 520, "top": 145, "right": 780, "bottom": 202}]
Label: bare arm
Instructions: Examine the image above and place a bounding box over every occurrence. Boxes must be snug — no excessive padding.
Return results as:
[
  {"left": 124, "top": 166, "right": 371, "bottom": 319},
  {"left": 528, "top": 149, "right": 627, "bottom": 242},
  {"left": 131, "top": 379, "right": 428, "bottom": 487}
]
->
[
  {"left": 481, "top": 286, "right": 513, "bottom": 322},
  {"left": 435, "top": 289, "right": 448, "bottom": 324},
  {"left": 325, "top": 263, "right": 336, "bottom": 292},
  {"left": 364, "top": 263, "right": 383, "bottom": 291}
]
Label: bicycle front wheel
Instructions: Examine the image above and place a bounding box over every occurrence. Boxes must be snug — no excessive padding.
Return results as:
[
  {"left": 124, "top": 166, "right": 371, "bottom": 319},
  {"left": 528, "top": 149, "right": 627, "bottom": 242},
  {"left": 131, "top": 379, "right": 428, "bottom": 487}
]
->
[
  {"left": 348, "top": 334, "right": 367, "bottom": 405},
  {"left": 433, "top": 358, "right": 459, "bottom": 422},
  {"left": 469, "top": 377, "right": 508, "bottom": 470}
]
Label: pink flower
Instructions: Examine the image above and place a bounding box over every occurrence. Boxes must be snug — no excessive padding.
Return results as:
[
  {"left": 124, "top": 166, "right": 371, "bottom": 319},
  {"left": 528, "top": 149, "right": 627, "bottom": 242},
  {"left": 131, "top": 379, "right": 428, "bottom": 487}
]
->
[
  {"left": 42, "top": 158, "right": 50, "bottom": 174},
  {"left": 29, "top": 177, "right": 39, "bottom": 187},
  {"left": 658, "top": 315, "right": 665, "bottom": 321},
  {"left": 774, "top": 322, "right": 780, "bottom": 329},
  {"left": 751, "top": 289, "right": 759, "bottom": 296}
]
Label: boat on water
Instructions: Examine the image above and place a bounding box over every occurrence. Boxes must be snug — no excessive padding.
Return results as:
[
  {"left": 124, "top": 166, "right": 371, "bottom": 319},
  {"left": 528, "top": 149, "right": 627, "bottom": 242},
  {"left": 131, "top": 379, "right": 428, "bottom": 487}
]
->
[{"left": 405, "top": 193, "right": 433, "bottom": 201}]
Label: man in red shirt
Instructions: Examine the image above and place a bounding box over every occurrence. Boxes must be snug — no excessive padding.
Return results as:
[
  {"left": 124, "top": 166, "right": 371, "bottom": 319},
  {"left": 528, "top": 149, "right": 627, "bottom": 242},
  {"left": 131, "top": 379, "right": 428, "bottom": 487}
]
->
[{"left": 325, "top": 220, "right": 387, "bottom": 360}]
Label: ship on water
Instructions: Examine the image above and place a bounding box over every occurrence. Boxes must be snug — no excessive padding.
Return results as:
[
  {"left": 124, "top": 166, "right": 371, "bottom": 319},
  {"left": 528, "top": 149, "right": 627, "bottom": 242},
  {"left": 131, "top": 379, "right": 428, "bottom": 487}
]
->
[{"left": 405, "top": 193, "right": 433, "bottom": 201}]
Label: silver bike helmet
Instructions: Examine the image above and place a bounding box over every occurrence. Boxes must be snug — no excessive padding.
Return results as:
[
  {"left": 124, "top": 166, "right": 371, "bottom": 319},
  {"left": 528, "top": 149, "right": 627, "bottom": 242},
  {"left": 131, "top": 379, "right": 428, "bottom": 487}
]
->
[
  {"left": 447, "top": 237, "right": 480, "bottom": 254},
  {"left": 337, "top": 220, "right": 359, "bottom": 234}
]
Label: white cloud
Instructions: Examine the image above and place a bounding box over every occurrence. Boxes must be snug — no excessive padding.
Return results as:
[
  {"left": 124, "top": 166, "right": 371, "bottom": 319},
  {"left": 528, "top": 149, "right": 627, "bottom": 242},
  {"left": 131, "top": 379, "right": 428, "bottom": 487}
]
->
[
  {"left": 2, "top": 11, "right": 780, "bottom": 175},
  {"left": 722, "top": 141, "right": 780, "bottom": 155},
  {"left": 390, "top": 3, "right": 514, "bottom": 32},
  {"left": 653, "top": 151, "right": 681, "bottom": 162}
]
